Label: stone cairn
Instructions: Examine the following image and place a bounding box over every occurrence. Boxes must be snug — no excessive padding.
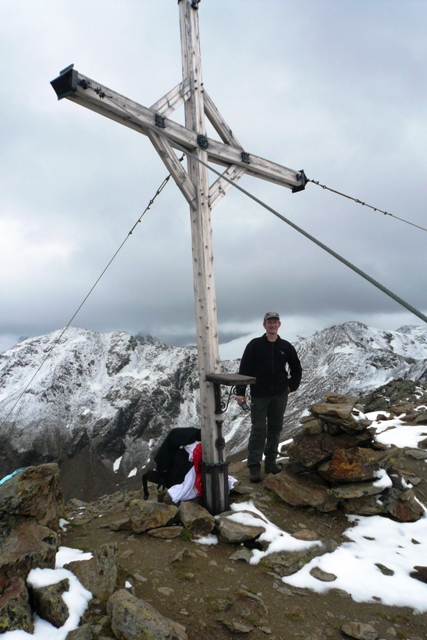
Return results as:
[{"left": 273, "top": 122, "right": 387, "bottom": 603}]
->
[{"left": 265, "top": 392, "right": 424, "bottom": 521}]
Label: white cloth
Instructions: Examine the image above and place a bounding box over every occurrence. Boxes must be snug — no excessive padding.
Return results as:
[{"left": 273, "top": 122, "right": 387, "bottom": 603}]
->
[{"left": 168, "top": 466, "right": 199, "bottom": 503}]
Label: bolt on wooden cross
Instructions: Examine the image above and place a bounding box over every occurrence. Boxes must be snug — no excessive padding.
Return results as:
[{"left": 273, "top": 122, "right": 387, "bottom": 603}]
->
[{"left": 51, "top": 0, "right": 306, "bottom": 514}]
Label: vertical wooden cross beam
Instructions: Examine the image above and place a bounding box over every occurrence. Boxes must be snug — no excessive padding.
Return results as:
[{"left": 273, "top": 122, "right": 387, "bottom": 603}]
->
[{"left": 178, "top": 0, "right": 226, "bottom": 514}]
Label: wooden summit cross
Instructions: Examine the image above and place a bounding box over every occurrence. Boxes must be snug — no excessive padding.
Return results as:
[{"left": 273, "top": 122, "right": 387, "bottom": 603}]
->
[{"left": 51, "top": 0, "right": 306, "bottom": 515}]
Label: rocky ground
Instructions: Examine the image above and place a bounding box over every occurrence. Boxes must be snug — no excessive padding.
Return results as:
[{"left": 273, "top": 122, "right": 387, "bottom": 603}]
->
[{"left": 59, "top": 447, "right": 427, "bottom": 640}]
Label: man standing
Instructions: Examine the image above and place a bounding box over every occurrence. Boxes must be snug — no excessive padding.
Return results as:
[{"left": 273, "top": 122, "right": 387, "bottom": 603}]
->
[{"left": 236, "top": 312, "right": 302, "bottom": 483}]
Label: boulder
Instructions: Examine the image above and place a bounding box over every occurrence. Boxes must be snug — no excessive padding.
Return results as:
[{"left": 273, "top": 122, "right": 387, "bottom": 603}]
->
[
  {"left": 328, "top": 480, "right": 384, "bottom": 500},
  {"left": 0, "top": 578, "right": 33, "bottom": 634},
  {"left": 259, "top": 539, "right": 338, "bottom": 576},
  {"left": 29, "top": 578, "right": 70, "bottom": 628},
  {"left": 340, "top": 495, "right": 388, "bottom": 516},
  {"left": 178, "top": 501, "right": 215, "bottom": 537},
  {"left": 0, "top": 519, "right": 57, "bottom": 593},
  {"left": 65, "top": 624, "right": 94, "bottom": 639},
  {"left": 341, "top": 621, "right": 378, "bottom": 640},
  {"left": 65, "top": 543, "right": 117, "bottom": 601},
  {"left": 0, "top": 463, "right": 63, "bottom": 531},
  {"left": 322, "top": 393, "right": 358, "bottom": 405},
  {"left": 128, "top": 499, "right": 178, "bottom": 533},
  {"left": 288, "top": 431, "right": 373, "bottom": 472},
  {"left": 318, "top": 447, "right": 391, "bottom": 483},
  {"left": 216, "top": 511, "right": 266, "bottom": 543},
  {"left": 265, "top": 470, "right": 338, "bottom": 512},
  {"left": 107, "top": 589, "right": 188, "bottom": 640},
  {"left": 381, "top": 487, "right": 424, "bottom": 522}
]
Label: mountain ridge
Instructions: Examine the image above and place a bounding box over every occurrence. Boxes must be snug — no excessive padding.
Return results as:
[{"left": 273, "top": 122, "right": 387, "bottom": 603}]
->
[{"left": 1, "top": 321, "right": 427, "bottom": 499}]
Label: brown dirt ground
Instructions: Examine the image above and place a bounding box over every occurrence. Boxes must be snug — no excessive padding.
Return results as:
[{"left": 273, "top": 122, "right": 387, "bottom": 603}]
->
[{"left": 59, "top": 450, "right": 427, "bottom": 640}]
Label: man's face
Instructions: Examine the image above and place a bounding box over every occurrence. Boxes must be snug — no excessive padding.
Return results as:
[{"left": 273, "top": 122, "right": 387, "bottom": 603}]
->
[{"left": 263, "top": 318, "right": 281, "bottom": 336}]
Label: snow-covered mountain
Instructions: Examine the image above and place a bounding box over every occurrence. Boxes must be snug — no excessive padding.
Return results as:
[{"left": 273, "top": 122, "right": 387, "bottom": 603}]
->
[{"left": 1, "top": 321, "right": 427, "bottom": 497}]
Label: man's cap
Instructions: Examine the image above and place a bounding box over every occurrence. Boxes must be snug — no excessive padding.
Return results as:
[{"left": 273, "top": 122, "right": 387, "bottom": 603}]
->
[{"left": 264, "top": 311, "right": 280, "bottom": 322}]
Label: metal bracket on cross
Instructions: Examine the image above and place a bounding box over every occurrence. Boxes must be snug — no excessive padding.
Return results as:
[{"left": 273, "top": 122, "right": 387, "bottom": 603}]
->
[{"left": 205, "top": 373, "right": 256, "bottom": 415}]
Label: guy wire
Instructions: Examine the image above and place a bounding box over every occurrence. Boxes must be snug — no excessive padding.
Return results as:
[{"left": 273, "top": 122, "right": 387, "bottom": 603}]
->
[
  {"left": 103, "top": 92, "right": 427, "bottom": 326},
  {"left": 307, "top": 179, "right": 427, "bottom": 234}
]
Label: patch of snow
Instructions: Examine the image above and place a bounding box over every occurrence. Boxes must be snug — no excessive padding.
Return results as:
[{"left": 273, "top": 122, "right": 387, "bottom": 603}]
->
[
  {"left": 375, "top": 425, "right": 427, "bottom": 448},
  {"left": 373, "top": 469, "right": 392, "bottom": 490},
  {"left": 334, "top": 346, "right": 353, "bottom": 354},
  {"left": 283, "top": 511, "right": 427, "bottom": 612},
  {"left": 194, "top": 533, "right": 218, "bottom": 545},
  {"left": 56, "top": 547, "right": 93, "bottom": 568},
  {"left": 59, "top": 519, "right": 69, "bottom": 532},
  {"left": 2, "top": 548, "right": 94, "bottom": 640}
]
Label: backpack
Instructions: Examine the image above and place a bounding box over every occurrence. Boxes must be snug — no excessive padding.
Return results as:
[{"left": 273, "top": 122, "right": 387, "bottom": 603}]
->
[{"left": 142, "top": 427, "right": 201, "bottom": 499}]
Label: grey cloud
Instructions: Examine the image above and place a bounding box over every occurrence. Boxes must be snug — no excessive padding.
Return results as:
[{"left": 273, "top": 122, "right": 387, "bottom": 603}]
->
[{"left": 1, "top": 0, "right": 426, "bottom": 353}]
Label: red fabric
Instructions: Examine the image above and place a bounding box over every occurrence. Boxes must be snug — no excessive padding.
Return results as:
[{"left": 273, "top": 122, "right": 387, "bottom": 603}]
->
[{"left": 192, "top": 443, "right": 203, "bottom": 497}]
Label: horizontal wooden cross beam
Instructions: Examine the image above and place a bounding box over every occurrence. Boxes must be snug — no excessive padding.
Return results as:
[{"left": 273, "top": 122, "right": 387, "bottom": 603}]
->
[{"left": 51, "top": 66, "right": 306, "bottom": 198}]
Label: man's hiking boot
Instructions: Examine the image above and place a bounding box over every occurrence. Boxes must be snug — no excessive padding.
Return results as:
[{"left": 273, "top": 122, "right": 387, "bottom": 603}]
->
[
  {"left": 264, "top": 461, "right": 282, "bottom": 475},
  {"left": 249, "top": 464, "right": 261, "bottom": 483}
]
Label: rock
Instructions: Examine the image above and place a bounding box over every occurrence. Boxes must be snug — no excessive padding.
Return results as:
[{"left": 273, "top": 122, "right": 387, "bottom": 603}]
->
[
  {"left": 287, "top": 433, "right": 332, "bottom": 470},
  {"left": 128, "top": 499, "right": 178, "bottom": 533},
  {"left": 0, "top": 463, "right": 63, "bottom": 531},
  {"left": 318, "top": 447, "right": 392, "bottom": 483},
  {"left": 65, "top": 543, "right": 118, "bottom": 601},
  {"left": 301, "top": 418, "right": 323, "bottom": 434},
  {"left": 107, "top": 589, "right": 188, "bottom": 640},
  {"left": 0, "top": 520, "right": 58, "bottom": 593},
  {"left": 341, "top": 621, "right": 378, "bottom": 639},
  {"left": 288, "top": 431, "right": 373, "bottom": 471},
  {"left": 65, "top": 625, "right": 94, "bottom": 639},
  {"left": 414, "top": 410, "right": 427, "bottom": 423},
  {"left": 169, "top": 548, "right": 192, "bottom": 563},
  {"left": 30, "top": 578, "right": 70, "bottom": 628},
  {"left": 328, "top": 480, "right": 384, "bottom": 499},
  {"left": 410, "top": 566, "right": 427, "bottom": 583},
  {"left": 216, "top": 511, "right": 266, "bottom": 543},
  {"left": 229, "top": 548, "right": 253, "bottom": 563},
  {"left": 381, "top": 487, "right": 424, "bottom": 522},
  {"left": 237, "top": 589, "right": 269, "bottom": 626},
  {"left": 265, "top": 470, "right": 338, "bottom": 512},
  {"left": 178, "top": 501, "right": 215, "bottom": 536},
  {"left": 148, "top": 525, "right": 183, "bottom": 539},
  {"left": 259, "top": 539, "right": 338, "bottom": 577},
  {"left": 0, "top": 578, "right": 33, "bottom": 634},
  {"left": 109, "top": 517, "right": 132, "bottom": 531},
  {"left": 312, "top": 401, "right": 354, "bottom": 419},
  {"left": 340, "top": 495, "right": 388, "bottom": 516},
  {"left": 405, "top": 449, "right": 427, "bottom": 460},
  {"left": 375, "top": 563, "right": 394, "bottom": 576},
  {"left": 309, "top": 567, "right": 337, "bottom": 582},
  {"left": 323, "top": 393, "right": 359, "bottom": 405},
  {"left": 291, "top": 529, "right": 318, "bottom": 541},
  {"left": 220, "top": 620, "right": 253, "bottom": 633}
]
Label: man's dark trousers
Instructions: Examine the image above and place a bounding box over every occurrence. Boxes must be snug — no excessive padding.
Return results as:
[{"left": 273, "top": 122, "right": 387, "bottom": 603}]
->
[{"left": 247, "top": 390, "right": 288, "bottom": 468}]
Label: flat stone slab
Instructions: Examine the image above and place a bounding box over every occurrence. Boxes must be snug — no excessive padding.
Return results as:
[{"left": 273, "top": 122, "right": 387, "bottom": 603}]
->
[
  {"left": 265, "top": 470, "right": 338, "bottom": 512},
  {"left": 328, "top": 480, "right": 384, "bottom": 499}
]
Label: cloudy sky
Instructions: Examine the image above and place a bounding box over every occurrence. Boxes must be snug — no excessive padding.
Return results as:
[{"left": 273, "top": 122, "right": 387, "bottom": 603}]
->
[{"left": 1, "top": 0, "right": 426, "bottom": 352}]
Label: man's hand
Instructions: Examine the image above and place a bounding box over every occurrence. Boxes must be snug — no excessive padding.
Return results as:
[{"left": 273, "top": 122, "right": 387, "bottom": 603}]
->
[{"left": 236, "top": 395, "right": 245, "bottom": 406}]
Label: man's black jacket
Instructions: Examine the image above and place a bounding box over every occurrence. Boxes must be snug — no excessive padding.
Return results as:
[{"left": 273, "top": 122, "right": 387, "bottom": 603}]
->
[{"left": 236, "top": 334, "right": 302, "bottom": 398}]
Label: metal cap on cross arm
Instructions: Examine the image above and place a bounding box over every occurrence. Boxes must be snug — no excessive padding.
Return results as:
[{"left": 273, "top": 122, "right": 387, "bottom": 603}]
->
[{"left": 50, "top": 64, "right": 78, "bottom": 100}]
